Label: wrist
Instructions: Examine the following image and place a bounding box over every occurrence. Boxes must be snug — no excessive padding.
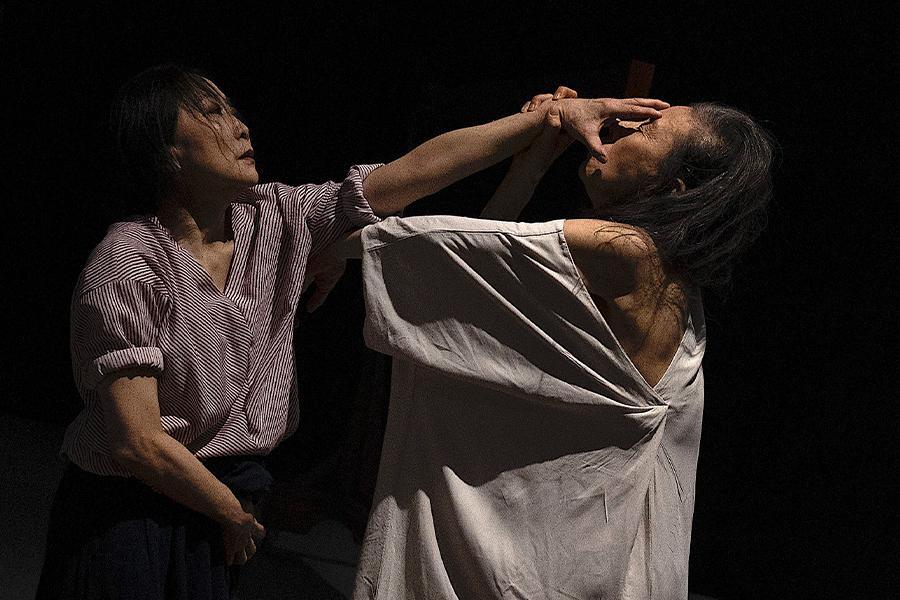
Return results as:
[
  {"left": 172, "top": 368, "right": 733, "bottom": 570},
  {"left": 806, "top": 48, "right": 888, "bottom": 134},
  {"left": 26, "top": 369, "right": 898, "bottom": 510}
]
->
[{"left": 215, "top": 495, "right": 250, "bottom": 526}]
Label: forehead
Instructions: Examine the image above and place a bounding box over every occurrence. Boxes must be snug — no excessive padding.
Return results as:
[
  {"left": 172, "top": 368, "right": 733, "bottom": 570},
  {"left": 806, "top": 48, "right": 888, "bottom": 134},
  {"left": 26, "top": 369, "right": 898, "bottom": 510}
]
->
[
  {"left": 201, "top": 79, "right": 228, "bottom": 101},
  {"left": 654, "top": 105, "right": 695, "bottom": 133},
  {"left": 180, "top": 77, "right": 229, "bottom": 112}
]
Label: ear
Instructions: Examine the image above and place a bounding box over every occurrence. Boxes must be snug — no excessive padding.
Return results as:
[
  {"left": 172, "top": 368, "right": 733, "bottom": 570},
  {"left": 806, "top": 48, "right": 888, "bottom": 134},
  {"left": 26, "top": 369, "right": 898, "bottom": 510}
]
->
[{"left": 671, "top": 177, "right": 687, "bottom": 195}]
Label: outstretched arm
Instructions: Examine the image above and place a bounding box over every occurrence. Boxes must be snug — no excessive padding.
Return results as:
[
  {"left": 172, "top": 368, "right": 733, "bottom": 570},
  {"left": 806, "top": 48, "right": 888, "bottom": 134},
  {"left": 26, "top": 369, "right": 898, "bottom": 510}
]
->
[{"left": 362, "top": 109, "right": 546, "bottom": 216}]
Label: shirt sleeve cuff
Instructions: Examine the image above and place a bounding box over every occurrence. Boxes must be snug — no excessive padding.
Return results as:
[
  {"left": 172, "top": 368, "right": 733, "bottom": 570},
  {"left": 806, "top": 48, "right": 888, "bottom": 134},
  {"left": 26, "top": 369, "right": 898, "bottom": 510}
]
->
[
  {"left": 82, "top": 347, "right": 164, "bottom": 390},
  {"left": 338, "top": 164, "right": 384, "bottom": 228}
]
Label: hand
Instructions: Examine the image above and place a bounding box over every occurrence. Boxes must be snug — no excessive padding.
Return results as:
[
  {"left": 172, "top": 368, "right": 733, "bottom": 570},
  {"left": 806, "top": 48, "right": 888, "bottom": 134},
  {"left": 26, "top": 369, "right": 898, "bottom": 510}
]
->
[
  {"left": 222, "top": 510, "right": 266, "bottom": 566},
  {"left": 519, "top": 85, "right": 579, "bottom": 113},
  {"left": 554, "top": 97, "right": 670, "bottom": 162},
  {"left": 514, "top": 85, "right": 579, "bottom": 172},
  {"left": 302, "top": 251, "right": 348, "bottom": 312}
]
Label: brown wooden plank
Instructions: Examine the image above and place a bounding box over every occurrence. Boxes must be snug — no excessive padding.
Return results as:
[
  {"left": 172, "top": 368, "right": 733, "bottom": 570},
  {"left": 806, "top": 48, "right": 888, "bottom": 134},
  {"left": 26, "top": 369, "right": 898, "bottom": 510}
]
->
[{"left": 624, "top": 59, "right": 655, "bottom": 97}]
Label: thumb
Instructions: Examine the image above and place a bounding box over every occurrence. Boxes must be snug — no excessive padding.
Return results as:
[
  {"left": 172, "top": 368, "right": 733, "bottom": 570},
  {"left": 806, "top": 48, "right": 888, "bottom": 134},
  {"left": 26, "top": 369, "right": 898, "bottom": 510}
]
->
[
  {"left": 546, "top": 101, "right": 562, "bottom": 128},
  {"left": 560, "top": 107, "right": 606, "bottom": 163},
  {"left": 584, "top": 132, "right": 607, "bottom": 163},
  {"left": 253, "top": 520, "right": 266, "bottom": 539}
]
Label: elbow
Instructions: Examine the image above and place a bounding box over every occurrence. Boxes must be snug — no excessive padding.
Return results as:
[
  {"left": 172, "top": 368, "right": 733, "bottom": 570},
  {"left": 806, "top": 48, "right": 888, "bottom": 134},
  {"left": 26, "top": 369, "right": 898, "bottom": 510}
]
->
[
  {"left": 362, "top": 173, "right": 395, "bottom": 217},
  {"left": 110, "top": 432, "right": 167, "bottom": 475},
  {"left": 363, "top": 159, "right": 435, "bottom": 216}
]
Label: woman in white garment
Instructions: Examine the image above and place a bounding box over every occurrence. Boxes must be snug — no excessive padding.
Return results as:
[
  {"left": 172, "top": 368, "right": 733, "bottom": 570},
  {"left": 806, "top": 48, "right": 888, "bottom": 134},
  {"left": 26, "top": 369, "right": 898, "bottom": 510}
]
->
[{"left": 321, "top": 88, "right": 774, "bottom": 599}]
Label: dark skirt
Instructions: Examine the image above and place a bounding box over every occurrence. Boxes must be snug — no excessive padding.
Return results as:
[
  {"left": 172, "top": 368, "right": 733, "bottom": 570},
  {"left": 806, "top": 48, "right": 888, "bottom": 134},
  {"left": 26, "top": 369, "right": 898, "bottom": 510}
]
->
[{"left": 35, "top": 457, "right": 273, "bottom": 600}]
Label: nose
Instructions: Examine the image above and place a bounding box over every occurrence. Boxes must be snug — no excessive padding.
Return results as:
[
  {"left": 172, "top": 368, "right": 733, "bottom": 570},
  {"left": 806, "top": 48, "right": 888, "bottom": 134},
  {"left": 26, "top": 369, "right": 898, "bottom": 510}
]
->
[{"left": 230, "top": 111, "right": 250, "bottom": 140}]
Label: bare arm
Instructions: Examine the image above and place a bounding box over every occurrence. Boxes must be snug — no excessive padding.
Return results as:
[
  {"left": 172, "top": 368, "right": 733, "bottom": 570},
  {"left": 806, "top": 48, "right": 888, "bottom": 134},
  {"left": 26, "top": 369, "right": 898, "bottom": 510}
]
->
[
  {"left": 100, "top": 369, "right": 264, "bottom": 565},
  {"left": 479, "top": 153, "right": 547, "bottom": 221},
  {"left": 363, "top": 109, "right": 546, "bottom": 216}
]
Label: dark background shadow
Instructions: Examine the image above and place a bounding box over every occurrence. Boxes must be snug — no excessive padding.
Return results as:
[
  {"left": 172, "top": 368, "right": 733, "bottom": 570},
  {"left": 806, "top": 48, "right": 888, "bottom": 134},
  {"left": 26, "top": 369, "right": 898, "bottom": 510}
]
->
[{"left": 2, "top": 1, "right": 896, "bottom": 597}]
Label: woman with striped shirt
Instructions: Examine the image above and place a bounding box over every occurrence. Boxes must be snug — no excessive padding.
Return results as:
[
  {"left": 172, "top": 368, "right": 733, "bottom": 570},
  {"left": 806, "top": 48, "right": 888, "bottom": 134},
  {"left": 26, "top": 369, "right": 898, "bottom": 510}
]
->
[{"left": 36, "top": 65, "right": 667, "bottom": 599}]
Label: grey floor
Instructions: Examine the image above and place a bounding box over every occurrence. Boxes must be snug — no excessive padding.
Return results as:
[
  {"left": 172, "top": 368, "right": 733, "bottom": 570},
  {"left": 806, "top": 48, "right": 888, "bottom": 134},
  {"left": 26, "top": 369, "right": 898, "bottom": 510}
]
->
[{"left": 1, "top": 414, "right": 718, "bottom": 600}]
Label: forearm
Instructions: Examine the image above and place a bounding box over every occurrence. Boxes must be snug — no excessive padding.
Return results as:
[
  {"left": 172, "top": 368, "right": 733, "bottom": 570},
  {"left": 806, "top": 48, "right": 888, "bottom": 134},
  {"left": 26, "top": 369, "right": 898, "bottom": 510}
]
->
[
  {"left": 363, "top": 107, "right": 547, "bottom": 215},
  {"left": 113, "top": 431, "right": 246, "bottom": 526},
  {"left": 480, "top": 156, "right": 545, "bottom": 220}
]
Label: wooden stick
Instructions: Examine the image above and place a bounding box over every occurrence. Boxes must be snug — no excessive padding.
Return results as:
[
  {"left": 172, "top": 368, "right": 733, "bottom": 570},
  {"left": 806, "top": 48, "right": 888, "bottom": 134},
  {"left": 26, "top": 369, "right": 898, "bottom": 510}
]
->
[{"left": 624, "top": 59, "right": 655, "bottom": 97}]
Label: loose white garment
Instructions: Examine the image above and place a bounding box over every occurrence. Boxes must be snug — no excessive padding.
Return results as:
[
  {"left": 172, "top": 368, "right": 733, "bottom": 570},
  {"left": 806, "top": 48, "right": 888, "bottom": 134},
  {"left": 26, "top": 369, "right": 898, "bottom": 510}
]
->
[{"left": 355, "top": 216, "right": 705, "bottom": 600}]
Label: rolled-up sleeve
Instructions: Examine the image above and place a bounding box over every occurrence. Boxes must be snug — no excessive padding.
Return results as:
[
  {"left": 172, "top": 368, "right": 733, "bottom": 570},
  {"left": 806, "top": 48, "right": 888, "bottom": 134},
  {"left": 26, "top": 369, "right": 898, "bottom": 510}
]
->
[
  {"left": 71, "top": 280, "right": 169, "bottom": 391},
  {"left": 301, "top": 163, "right": 383, "bottom": 255}
]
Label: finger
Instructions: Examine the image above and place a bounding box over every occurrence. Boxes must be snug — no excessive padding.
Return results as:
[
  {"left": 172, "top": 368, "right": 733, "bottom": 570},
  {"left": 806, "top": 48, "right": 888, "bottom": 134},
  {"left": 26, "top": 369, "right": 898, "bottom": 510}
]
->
[
  {"left": 571, "top": 126, "right": 607, "bottom": 163},
  {"left": 233, "top": 549, "right": 248, "bottom": 566},
  {"left": 621, "top": 98, "right": 670, "bottom": 110},
  {"left": 552, "top": 86, "right": 578, "bottom": 100},
  {"left": 527, "top": 93, "right": 554, "bottom": 112},
  {"left": 587, "top": 139, "right": 607, "bottom": 163},
  {"left": 520, "top": 101, "right": 530, "bottom": 113},
  {"left": 246, "top": 538, "right": 257, "bottom": 558},
  {"left": 254, "top": 520, "right": 266, "bottom": 540},
  {"left": 563, "top": 114, "right": 608, "bottom": 162},
  {"left": 577, "top": 128, "right": 607, "bottom": 163},
  {"left": 608, "top": 103, "right": 666, "bottom": 121},
  {"left": 545, "top": 102, "right": 562, "bottom": 128}
]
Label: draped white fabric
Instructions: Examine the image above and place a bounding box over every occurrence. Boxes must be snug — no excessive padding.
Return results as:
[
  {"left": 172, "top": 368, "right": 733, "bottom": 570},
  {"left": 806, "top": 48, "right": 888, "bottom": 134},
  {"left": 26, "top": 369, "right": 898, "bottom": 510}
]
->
[{"left": 355, "top": 216, "right": 705, "bottom": 600}]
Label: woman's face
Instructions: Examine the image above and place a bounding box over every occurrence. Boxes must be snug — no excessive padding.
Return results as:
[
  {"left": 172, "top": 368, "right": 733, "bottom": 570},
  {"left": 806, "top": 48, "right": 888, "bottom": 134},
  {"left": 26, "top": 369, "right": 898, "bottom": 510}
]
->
[
  {"left": 579, "top": 105, "right": 695, "bottom": 209},
  {"left": 169, "top": 80, "right": 259, "bottom": 193}
]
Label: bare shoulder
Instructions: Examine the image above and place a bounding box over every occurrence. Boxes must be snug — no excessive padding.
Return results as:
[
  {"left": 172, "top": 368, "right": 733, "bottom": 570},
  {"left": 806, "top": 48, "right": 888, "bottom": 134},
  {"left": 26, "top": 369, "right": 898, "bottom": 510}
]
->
[
  {"left": 563, "top": 219, "right": 689, "bottom": 387},
  {"left": 562, "top": 218, "right": 661, "bottom": 300},
  {"left": 563, "top": 219, "right": 657, "bottom": 261}
]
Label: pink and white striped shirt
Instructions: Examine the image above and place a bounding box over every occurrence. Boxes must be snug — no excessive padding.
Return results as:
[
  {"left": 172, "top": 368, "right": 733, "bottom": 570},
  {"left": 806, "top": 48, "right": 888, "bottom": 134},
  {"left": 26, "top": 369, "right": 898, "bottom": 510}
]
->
[{"left": 61, "top": 164, "right": 382, "bottom": 476}]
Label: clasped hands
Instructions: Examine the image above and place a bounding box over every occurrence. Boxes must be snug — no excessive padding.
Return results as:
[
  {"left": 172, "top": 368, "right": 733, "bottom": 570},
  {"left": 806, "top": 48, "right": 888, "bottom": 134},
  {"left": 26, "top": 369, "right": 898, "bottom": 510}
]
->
[{"left": 515, "top": 85, "right": 669, "bottom": 171}]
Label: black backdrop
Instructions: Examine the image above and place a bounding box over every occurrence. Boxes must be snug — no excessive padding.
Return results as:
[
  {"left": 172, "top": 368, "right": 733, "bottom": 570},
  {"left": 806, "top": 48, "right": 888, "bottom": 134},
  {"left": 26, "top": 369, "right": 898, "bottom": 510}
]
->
[{"left": 2, "top": 1, "right": 896, "bottom": 597}]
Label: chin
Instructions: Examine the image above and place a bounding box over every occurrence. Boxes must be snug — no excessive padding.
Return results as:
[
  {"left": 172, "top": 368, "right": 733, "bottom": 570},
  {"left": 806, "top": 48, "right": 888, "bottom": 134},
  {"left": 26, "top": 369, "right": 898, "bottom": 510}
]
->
[{"left": 237, "top": 168, "right": 260, "bottom": 187}]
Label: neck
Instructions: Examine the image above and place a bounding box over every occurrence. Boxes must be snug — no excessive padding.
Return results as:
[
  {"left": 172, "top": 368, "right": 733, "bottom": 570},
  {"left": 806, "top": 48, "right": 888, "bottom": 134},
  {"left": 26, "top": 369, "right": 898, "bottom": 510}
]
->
[{"left": 156, "top": 183, "right": 238, "bottom": 245}]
